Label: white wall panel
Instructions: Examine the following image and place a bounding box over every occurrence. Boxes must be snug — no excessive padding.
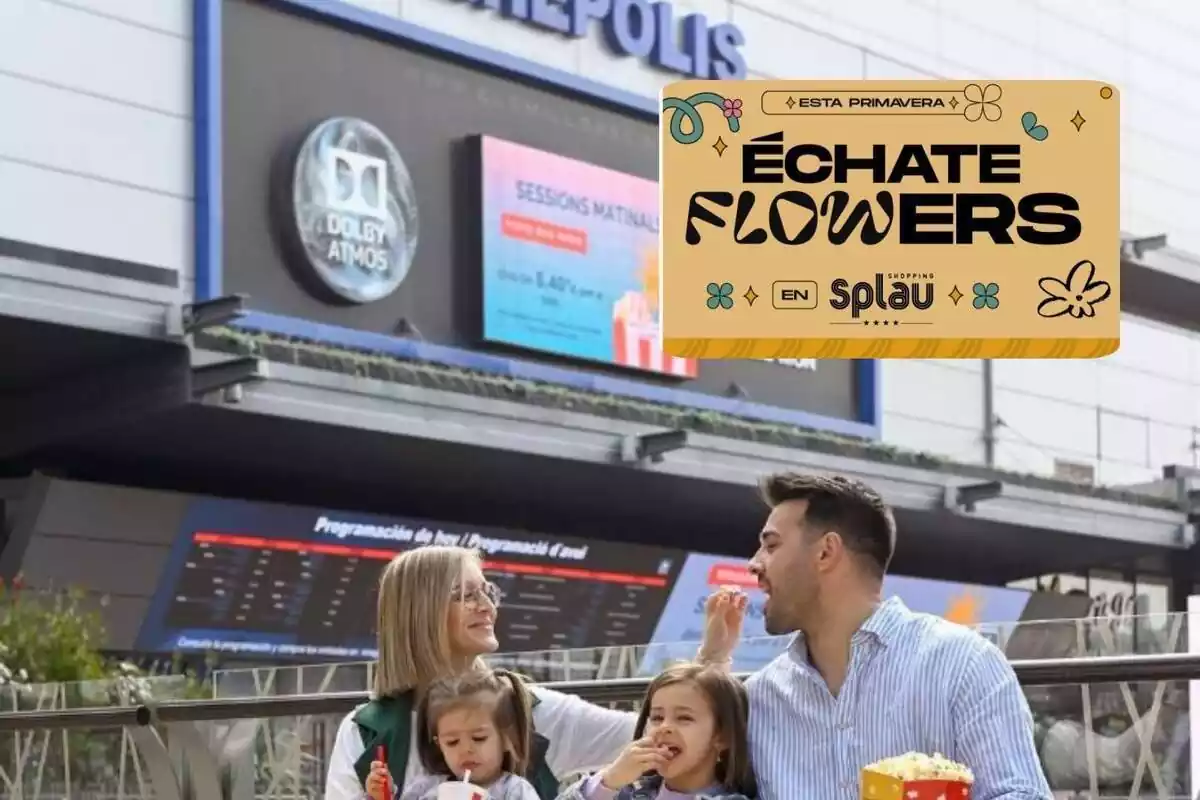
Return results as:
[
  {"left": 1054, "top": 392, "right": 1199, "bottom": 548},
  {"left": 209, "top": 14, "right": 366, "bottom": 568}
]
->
[
  {"left": 883, "top": 361, "right": 981, "bottom": 430},
  {"left": 1035, "top": 12, "right": 1120, "bottom": 81},
  {"left": 880, "top": 360, "right": 983, "bottom": 464},
  {"left": 55, "top": 0, "right": 190, "bottom": 35},
  {"left": 0, "top": 0, "right": 190, "bottom": 288},
  {"left": 994, "top": 388, "right": 1099, "bottom": 460},
  {"left": 1148, "top": 421, "right": 1196, "bottom": 470},
  {"left": 936, "top": 21, "right": 1031, "bottom": 79},
  {"left": 402, "top": 0, "right": 581, "bottom": 75},
  {"left": 1098, "top": 367, "right": 1192, "bottom": 424},
  {"left": 740, "top": 0, "right": 936, "bottom": 72},
  {"left": 0, "top": 0, "right": 189, "bottom": 114},
  {"left": 946, "top": 1, "right": 1045, "bottom": 52},
  {"left": 1111, "top": 317, "right": 1194, "bottom": 373},
  {"left": 0, "top": 74, "right": 189, "bottom": 197},
  {"left": 863, "top": 53, "right": 933, "bottom": 80},
  {"left": 993, "top": 360, "right": 1100, "bottom": 408},
  {"left": 990, "top": 315, "right": 1200, "bottom": 485},
  {"left": 729, "top": 5, "right": 864, "bottom": 79},
  {"left": 0, "top": 159, "right": 189, "bottom": 274},
  {"left": 882, "top": 414, "right": 982, "bottom": 464},
  {"left": 1099, "top": 411, "right": 1149, "bottom": 466}
]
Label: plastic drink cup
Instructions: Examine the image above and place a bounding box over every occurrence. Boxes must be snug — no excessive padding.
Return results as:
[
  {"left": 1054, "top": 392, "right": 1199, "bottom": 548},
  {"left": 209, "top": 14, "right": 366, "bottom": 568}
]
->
[{"left": 436, "top": 782, "right": 487, "bottom": 800}]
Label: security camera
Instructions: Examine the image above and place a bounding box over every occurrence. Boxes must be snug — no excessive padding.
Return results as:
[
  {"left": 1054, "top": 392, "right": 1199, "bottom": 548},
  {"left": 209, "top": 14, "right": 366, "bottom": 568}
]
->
[
  {"left": 1122, "top": 234, "right": 1168, "bottom": 260},
  {"left": 180, "top": 294, "right": 248, "bottom": 334},
  {"left": 944, "top": 480, "right": 1003, "bottom": 513},
  {"left": 618, "top": 429, "right": 688, "bottom": 464}
]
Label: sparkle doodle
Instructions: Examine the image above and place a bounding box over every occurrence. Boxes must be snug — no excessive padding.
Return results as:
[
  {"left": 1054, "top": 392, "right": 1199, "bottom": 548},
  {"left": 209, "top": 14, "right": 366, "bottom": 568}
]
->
[{"left": 658, "top": 79, "right": 1121, "bottom": 360}]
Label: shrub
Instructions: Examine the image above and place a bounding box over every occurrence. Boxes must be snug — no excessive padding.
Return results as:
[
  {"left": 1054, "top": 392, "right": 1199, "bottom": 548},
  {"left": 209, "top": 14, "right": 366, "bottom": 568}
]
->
[{"left": 0, "top": 574, "right": 212, "bottom": 699}]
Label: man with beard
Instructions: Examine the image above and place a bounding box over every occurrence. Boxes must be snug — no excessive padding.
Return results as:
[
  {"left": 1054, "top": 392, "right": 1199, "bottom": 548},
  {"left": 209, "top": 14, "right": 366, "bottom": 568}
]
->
[{"left": 700, "top": 472, "right": 1052, "bottom": 800}]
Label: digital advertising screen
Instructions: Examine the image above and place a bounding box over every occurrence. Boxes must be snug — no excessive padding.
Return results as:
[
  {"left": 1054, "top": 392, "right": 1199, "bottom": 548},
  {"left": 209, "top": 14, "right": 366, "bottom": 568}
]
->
[
  {"left": 479, "top": 136, "right": 697, "bottom": 378},
  {"left": 135, "top": 498, "right": 684, "bottom": 660},
  {"left": 639, "top": 554, "right": 1037, "bottom": 674}
]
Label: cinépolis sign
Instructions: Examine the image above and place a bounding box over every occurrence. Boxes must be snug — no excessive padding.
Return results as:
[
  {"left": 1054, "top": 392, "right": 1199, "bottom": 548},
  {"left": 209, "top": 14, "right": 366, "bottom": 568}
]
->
[
  {"left": 452, "top": 0, "right": 746, "bottom": 79},
  {"left": 658, "top": 80, "right": 1120, "bottom": 360}
]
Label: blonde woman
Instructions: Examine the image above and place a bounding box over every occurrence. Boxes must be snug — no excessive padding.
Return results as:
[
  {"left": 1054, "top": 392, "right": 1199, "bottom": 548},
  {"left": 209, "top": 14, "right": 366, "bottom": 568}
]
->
[{"left": 324, "top": 546, "right": 742, "bottom": 800}]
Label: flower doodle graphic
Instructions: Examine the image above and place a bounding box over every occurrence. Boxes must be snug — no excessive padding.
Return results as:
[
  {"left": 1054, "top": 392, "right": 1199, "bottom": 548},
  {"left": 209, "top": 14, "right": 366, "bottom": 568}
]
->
[
  {"left": 963, "top": 83, "right": 1003, "bottom": 122},
  {"left": 1037, "top": 260, "right": 1112, "bottom": 319},
  {"left": 663, "top": 93, "right": 743, "bottom": 145},
  {"left": 972, "top": 282, "right": 1000, "bottom": 309},
  {"left": 706, "top": 282, "right": 735, "bottom": 310}
]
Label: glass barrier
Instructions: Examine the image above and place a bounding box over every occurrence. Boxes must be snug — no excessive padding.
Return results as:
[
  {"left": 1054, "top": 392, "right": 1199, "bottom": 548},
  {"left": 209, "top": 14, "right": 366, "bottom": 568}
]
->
[
  {"left": 0, "top": 672, "right": 202, "bottom": 800},
  {"left": 0, "top": 613, "right": 1193, "bottom": 799},
  {"left": 0, "top": 678, "right": 1192, "bottom": 799},
  {"left": 1031, "top": 677, "right": 1190, "bottom": 798},
  {"left": 206, "top": 612, "right": 1190, "bottom": 697}
]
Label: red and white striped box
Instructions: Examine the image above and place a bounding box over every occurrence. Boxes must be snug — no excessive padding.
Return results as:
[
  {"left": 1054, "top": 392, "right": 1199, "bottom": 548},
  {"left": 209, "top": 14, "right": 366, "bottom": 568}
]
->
[
  {"left": 861, "top": 770, "right": 971, "bottom": 800},
  {"left": 612, "top": 292, "right": 697, "bottom": 378}
]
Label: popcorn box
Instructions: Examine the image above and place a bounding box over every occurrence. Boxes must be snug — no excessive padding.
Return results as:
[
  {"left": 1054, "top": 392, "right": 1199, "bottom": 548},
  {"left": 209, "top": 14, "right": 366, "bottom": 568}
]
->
[{"left": 861, "top": 770, "right": 971, "bottom": 800}]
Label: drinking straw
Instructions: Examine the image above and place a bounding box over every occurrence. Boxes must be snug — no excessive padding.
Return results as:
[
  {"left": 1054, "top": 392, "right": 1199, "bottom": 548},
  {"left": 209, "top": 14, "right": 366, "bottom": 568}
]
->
[{"left": 463, "top": 770, "right": 472, "bottom": 784}]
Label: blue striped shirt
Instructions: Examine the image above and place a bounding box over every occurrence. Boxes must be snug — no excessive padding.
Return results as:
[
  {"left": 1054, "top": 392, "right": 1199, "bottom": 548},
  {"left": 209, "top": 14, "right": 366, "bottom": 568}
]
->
[{"left": 745, "top": 597, "right": 1052, "bottom": 800}]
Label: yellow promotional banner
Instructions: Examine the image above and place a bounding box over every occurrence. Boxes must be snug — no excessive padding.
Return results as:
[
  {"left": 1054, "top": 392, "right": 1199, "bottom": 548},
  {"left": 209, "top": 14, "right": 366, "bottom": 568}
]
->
[{"left": 659, "top": 81, "right": 1120, "bottom": 359}]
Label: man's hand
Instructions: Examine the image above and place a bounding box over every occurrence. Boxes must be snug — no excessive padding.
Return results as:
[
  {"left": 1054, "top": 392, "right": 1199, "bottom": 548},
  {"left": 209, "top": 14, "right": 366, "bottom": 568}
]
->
[{"left": 697, "top": 586, "right": 747, "bottom": 667}]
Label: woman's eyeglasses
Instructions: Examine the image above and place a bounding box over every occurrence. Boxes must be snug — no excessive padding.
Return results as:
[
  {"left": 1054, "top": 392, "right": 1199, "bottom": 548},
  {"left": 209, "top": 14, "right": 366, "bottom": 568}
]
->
[{"left": 450, "top": 582, "right": 501, "bottom": 609}]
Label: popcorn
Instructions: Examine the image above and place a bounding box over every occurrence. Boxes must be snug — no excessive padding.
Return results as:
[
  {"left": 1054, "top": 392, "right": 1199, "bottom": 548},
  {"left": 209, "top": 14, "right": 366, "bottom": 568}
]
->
[
  {"left": 867, "top": 752, "right": 974, "bottom": 783},
  {"left": 861, "top": 752, "right": 973, "bottom": 800}
]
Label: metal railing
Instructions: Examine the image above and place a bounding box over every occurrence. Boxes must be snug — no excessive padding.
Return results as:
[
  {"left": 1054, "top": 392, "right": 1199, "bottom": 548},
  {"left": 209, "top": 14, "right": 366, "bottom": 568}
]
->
[
  {"left": 0, "top": 650, "right": 1196, "bottom": 800},
  {"left": 205, "top": 613, "right": 1188, "bottom": 692}
]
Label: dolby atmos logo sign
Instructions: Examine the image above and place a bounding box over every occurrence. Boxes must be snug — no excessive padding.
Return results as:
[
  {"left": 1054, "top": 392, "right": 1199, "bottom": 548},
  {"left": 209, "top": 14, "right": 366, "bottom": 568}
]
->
[{"left": 283, "top": 117, "right": 419, "bottom": 304}]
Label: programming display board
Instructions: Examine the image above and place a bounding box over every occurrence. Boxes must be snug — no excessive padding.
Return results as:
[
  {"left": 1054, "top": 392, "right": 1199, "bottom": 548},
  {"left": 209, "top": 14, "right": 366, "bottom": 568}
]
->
[
  {"left": 137, "top": 496, "right": 1040, "bottom": 667},
  {"left": 135, "top": 498, "right": 684, "bottom": 659}
]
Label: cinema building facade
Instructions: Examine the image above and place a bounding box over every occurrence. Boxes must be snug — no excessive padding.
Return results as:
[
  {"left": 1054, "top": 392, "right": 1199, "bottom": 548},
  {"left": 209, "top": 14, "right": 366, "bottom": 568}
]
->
[{"left": 0, "top": 0, "right": 1197, "bottom": 669}]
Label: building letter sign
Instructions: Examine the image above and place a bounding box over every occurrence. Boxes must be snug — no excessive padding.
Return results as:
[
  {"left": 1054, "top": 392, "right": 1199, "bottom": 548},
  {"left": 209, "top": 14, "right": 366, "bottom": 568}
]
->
[{"left": 453, "top": 0, "right": 746, "bottom": 79}]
